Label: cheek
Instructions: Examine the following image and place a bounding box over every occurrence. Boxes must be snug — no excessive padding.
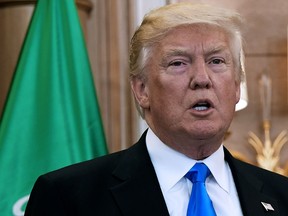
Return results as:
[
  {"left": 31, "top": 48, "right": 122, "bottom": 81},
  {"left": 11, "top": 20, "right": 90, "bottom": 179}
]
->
[
  {"left": 215, "top": 78, "right": 239, "bottom": 109},
  {"left": 149, "top": 78, "right": 186, "bottom": 111},
  {"left": 224, "top": 87, "right": 239, "bottom": 114},
  {"left": 229, "top": 81, "right": 240, "bottom": 103}
]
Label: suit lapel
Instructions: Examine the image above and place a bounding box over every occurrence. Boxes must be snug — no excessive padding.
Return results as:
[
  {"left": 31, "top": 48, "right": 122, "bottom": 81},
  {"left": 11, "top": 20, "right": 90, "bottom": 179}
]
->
[
  {"left": 225, "top": 148, "right": 279, "bottom": 215},
  {"left": 110, "top": 132, "right": 169, "bottom": 216}
]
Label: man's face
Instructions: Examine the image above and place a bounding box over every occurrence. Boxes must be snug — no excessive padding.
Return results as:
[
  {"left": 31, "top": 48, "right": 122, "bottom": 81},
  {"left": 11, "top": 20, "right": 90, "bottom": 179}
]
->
[{"left": 132, "top": 24, "right": 240, "bottom": 155}]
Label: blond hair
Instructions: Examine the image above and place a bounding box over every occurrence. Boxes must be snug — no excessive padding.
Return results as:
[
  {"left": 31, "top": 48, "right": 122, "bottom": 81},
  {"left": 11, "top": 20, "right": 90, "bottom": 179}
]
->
[{"left": 129, "top": 2, "right": 245, "bottom": 117}]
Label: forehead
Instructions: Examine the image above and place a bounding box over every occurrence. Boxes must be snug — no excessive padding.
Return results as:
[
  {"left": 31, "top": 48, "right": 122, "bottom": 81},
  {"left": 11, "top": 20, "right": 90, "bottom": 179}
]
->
[{"left": 156, "top": 24, "right": 231, "bottom": 54}]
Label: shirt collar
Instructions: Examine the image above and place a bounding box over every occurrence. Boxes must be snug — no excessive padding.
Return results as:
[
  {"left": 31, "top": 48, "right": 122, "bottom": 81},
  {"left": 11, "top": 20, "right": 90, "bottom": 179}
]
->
[
  {"left": 146, "top": 128, "right": 230, "bottom": 193},
  {"left": 203, "top": 144, "right": 230, "bottom": 193}
]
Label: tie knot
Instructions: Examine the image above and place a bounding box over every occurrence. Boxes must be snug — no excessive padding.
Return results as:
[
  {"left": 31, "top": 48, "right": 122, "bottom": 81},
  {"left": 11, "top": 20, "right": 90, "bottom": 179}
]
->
[{"left": 185, "top": 163, "right": 211, "bottom": 183}]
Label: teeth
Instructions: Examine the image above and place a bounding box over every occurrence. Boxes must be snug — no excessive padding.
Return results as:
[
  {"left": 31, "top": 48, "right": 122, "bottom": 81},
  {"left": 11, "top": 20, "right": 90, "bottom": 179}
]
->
[
  {"left": 192, "top": 102, "right": 210, "bottom": 111},
  {"left": 193, "top": 106, "right": 208, "bottom": 111}
]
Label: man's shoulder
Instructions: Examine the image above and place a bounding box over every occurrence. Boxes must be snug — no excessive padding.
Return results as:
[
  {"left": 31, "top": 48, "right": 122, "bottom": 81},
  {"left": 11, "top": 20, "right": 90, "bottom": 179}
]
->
[
  {"left": 225, "top": 148, "right": 287, "bottom": 182},
  {"left": 42, "top": 149, "right": 127, "bottom": 182},
  {"left": 231, "top": 155, "right": 288, "bottom": 185},
  {"left": 38, "top": 139, "right": 148, "bottom": 185}
]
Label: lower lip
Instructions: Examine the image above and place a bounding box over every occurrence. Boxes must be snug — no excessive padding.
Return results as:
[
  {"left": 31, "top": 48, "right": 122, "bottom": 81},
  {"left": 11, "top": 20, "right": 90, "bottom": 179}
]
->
[{"left": 189, "top": 107, "right": 214, "bottom": 116}]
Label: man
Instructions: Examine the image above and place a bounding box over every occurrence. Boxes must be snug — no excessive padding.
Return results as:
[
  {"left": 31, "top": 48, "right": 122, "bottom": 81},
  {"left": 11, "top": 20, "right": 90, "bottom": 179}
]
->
[{"left": 25, "top": 3, "right": 288, "bottom": 216}]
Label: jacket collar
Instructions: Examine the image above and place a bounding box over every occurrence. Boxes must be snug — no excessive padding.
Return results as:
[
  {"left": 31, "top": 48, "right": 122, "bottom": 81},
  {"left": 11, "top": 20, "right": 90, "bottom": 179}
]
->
[
  {"left": 110, "top": 131, "right": 169, "bottom": 216},
  {"left": 224, "top": 148, "right": 279, "bottom": 215}
]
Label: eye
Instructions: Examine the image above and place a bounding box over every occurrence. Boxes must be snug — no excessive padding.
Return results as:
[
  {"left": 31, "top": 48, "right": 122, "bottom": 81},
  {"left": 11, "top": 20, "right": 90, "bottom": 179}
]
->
[
  {"left": 169, "top": 60, "right": 186, "bottom": 67},
  {"left": 166, "top": 59, "right": 188, "bottom": 74},
  {"left": 209, "top": 58, "right": 225, "bottom": 65}
]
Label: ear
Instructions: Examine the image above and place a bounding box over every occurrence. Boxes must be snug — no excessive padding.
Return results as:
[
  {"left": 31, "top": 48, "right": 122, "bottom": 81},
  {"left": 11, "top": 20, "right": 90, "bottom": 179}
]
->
[
  {"left": 130, "top": 78, "right": 150, "bottom": 109},
  {"left": 235, "top": 81, "right": 241, "bottom": 104}
]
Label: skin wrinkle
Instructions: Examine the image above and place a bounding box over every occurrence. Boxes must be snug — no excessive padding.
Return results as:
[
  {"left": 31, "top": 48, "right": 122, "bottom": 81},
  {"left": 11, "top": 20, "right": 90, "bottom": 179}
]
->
[{"left": 132, "top": 24, "right": 240, "bottom": 160}]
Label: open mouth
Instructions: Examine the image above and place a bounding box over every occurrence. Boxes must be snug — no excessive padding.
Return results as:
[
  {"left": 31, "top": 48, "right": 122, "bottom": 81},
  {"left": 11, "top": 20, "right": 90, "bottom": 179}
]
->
[{"left": 192, "top": 101, "right": 212, "bottom": 111}]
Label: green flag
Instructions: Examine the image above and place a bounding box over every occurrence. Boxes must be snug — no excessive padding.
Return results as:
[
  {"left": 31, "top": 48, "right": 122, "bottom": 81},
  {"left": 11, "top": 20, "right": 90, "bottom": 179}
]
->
[{"left": 0, "top": 0, "right": 108, "bottom": 215}]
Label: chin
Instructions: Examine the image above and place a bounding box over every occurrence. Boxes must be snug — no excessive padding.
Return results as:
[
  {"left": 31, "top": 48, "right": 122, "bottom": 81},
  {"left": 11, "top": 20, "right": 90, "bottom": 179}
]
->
[{"left": 188, "top": 126, "right": 225, "bottom": 141}]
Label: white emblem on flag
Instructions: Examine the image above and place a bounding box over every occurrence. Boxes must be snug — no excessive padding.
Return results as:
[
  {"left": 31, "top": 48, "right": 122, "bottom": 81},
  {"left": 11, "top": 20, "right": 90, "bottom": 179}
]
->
[{"left": 13, "top": 195, "right": 30, "bottom": 216}]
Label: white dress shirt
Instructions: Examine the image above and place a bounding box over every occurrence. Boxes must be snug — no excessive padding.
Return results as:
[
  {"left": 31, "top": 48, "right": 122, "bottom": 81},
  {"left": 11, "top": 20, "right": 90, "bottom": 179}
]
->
[{"left": 146, "top": 128, "right": 243, "bottom": 216}]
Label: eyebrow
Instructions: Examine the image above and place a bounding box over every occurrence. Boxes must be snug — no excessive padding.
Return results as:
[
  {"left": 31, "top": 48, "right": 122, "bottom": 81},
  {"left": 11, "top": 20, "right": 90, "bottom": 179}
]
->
[
  {"left": 160, "top": 44, "right": 232, "bottom": 65},
  {"left": 159, "top": 49, "right": 191, "bottom": 66},
  {"left": 162, "top": 49, "right": 192, "bottom": 60},
  {"left": 204, "top": 45, "right": 231, "bottom": 57},
  {"left": 163, "top": 44, "right": 230, "bottom": 56}
]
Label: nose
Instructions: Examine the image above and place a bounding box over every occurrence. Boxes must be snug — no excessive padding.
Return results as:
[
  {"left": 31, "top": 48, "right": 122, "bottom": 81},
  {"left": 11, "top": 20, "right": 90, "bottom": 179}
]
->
[{"left": 189, "top": 61, "right": 212, "bottom": 90}]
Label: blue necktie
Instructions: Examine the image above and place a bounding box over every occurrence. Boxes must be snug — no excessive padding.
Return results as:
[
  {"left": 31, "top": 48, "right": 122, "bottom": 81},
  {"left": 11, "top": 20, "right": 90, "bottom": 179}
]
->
[{"left": 185, "top": 163, "right": 216, "bottom": 216}]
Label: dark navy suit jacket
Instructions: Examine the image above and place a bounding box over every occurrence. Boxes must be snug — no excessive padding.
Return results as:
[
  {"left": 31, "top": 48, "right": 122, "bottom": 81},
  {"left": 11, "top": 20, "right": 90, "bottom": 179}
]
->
[{"left": 25, "top": 131, "right": 288, "bottom": 216}]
